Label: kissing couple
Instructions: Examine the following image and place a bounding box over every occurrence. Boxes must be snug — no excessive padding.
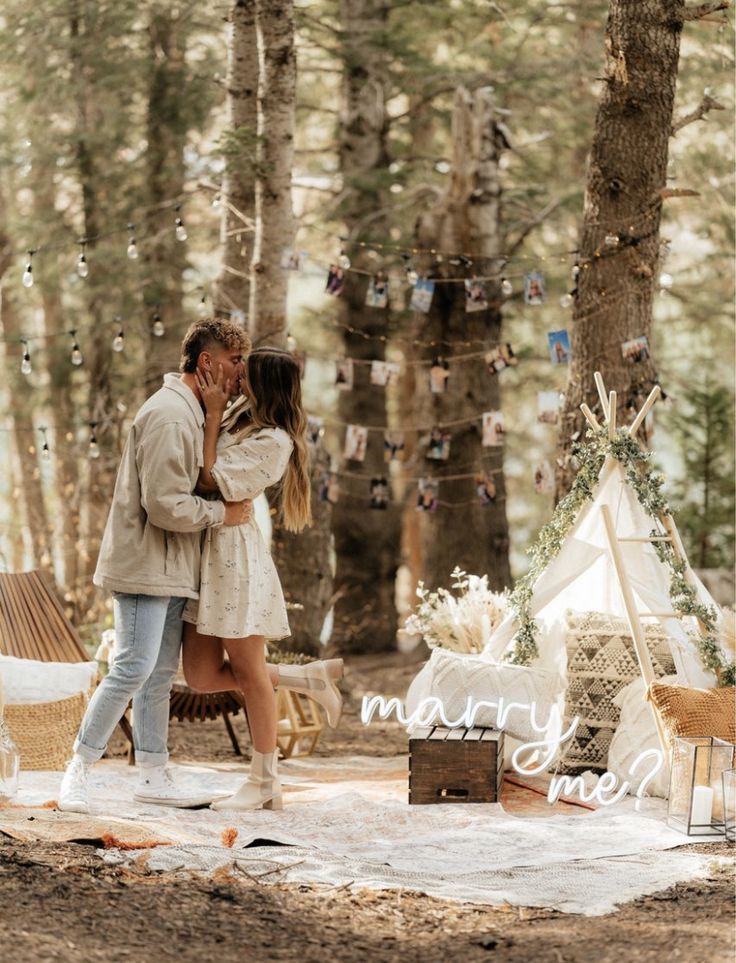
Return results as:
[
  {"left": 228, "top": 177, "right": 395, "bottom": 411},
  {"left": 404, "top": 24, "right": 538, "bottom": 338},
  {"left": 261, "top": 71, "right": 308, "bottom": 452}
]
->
[{"left": 59, "top": 319, "right": 343, "bottom": 814}]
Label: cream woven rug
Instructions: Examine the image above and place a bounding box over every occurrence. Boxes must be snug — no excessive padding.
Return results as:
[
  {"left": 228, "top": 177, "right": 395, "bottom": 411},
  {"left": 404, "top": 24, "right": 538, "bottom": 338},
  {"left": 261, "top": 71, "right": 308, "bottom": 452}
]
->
[{"left": 6, "top": 756, "right": 730, "bottom": 916}]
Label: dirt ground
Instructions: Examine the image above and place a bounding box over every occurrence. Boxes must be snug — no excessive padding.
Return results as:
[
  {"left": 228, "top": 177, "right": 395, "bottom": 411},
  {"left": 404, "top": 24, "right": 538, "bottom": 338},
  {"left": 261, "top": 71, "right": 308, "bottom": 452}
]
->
[{"left": 1, "top": 651, "right": 734, "bottom": 963}]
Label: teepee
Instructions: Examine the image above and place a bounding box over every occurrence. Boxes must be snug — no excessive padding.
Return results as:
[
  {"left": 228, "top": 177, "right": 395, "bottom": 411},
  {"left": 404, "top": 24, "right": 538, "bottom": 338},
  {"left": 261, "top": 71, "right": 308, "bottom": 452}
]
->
[{"left": 485, "top": 374, "right": 719, "bottom": 695}]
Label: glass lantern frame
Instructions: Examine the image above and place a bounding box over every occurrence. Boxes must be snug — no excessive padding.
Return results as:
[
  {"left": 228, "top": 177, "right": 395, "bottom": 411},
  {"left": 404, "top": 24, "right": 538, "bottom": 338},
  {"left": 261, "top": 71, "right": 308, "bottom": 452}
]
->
[{"left": 667, "top": 736, "right": 736, "bottom": 837}]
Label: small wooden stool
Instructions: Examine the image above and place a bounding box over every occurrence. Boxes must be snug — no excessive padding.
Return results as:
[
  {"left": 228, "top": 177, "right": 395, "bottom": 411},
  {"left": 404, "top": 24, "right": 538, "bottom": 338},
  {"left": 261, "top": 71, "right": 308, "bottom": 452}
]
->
[{"left": 276, "top": 689, "right": 324, "bottom": 758}]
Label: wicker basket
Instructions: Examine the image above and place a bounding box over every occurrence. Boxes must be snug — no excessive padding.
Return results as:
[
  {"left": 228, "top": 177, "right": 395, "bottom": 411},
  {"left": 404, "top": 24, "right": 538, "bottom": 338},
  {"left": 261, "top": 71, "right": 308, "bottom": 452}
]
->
[{"left": 4, "top": 690, "right": 89, "bottom": 771}]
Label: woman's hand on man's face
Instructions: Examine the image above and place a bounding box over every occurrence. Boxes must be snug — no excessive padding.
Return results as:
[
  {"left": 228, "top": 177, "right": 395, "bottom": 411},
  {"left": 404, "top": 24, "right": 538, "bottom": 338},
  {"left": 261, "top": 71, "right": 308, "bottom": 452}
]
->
[{"left": 196, "top": 364, "right": 231, "bottom": 417}]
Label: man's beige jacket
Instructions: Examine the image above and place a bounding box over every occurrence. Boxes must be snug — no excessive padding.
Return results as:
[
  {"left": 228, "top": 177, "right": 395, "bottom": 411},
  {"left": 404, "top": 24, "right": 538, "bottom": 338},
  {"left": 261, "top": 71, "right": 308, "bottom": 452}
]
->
[{"left": 94, "top": 373, "right": 225, "bottom": 598}]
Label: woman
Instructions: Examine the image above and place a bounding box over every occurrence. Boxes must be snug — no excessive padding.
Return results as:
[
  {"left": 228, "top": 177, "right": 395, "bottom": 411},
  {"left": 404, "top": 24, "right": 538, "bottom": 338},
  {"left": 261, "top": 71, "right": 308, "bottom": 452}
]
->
[{"left": 182, "top": 347, "right": 342, "bottom": 811}]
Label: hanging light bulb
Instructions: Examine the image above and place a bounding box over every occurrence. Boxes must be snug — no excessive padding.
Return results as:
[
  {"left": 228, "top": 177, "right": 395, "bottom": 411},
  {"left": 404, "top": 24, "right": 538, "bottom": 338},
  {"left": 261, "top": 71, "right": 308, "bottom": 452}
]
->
[
  {"left": 174, "top": 205, "right": 187, "bottom": 241},
  {"left": 212, "top": 192, "right": 222, "bottom": 210},
  {"left": 197, "top": 295, "right": 207, "bottom": 318},
  {"left": 501, "top": 277, "right": 513, "bottom": 296},
  {"left": 20, "top": 340, "right": 32, "bottom": 376},
  {"left": 571, "top": 264, "right": 581, "bottom": 282},
  {"left": 77, "top": 241, "right": 89, "bottom": 278},
  {"left": 286, "top": 332, "right": 297, "bottom": 352},
  {"left": 22, "top": 251, "right": 34, "bottom": 288},
  {"left": 126, "top": 224, "right": 138, "bottom": 260},
  {"left": 604, "top": 234, "right": 620, "bottom": 248},
  {"left": 659, "top": 272, "right": 674, "bottom": 289},
  {"left": 69, "top": 330, "right": 84, "bottom": 366},
  {"left": 112, "top": 320, "right": 125, "bottom": 352},
  {"left": 560, "top": 292, "right": 573, "bottom": 308},
  {"left": 338, "top": 248, "right": 351, "bottom": 270},
  {"left": 40, "top": 427, "right": 50, "bottom": 461},
  {"left": 88, "top": 428, "right": 100, "bottom": 459}
]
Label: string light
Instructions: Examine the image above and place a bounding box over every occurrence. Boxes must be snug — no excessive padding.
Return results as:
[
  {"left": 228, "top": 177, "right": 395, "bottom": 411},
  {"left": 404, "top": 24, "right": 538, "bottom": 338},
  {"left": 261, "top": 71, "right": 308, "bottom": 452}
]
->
[
  {"left": 69, "top": 330, "right": 84, "bottom": 366},
  {"left": 211, "top": 192, "right": 222, "bottom": 210},
  {"left": 174, "top": 205, "right": 188, "bottom": 242},
  {"left": 338, "top": 248, "right": 351, "bottom": 270},
  {"left": 39, "top": 426, "right": 50, "bottom": 461},
  {"left": 126, "top": 224, "right": 138, "bottom": 260},
  {"left": 88, "top": 423, "right": 100, "bottom": 459},
  {"left": 286, "top": 332, "right": 297, "bottom": 352},
  {"left": 604, "top": 234, "right": 620, "bottom": 248},
  {"left": 560, "top": 293, "right": 573, "bottom": 307},
  {"left": 20, "top": 338, "right": 32, "bottom": 376},
  {"left": 22, "top": 251, "right": 34, "bottom": 288},
  {"left": 112, "top": 319, "right": 125, "bottom": 353},
  {"left": 501, "top": 277, "right": 513, "bottom": 296},
  {"left": 76, "top": 240, "right": 89, "bottom": 278},
  {"left": 152, "top": 311, "right": 165, "bottom": 337},
  {"left": 659, "top": 272, "right": 674, "bottom": 289}
]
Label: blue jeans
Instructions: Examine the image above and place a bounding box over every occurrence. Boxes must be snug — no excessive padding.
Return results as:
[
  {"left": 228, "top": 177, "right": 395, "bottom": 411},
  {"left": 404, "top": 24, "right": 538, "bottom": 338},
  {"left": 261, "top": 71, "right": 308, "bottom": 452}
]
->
[{"left": 75, "top": 594, "right": 186, "bottom": 767}]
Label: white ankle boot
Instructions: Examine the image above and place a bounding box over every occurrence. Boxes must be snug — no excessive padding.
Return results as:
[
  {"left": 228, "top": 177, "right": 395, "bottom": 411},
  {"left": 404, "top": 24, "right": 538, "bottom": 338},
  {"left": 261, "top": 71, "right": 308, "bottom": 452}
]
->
[
  {"left": 211, "top": 749, "right": 282, "bottom": 812},
  {"left": 276, "top": 659, "right": 344, "bottom": 728}
]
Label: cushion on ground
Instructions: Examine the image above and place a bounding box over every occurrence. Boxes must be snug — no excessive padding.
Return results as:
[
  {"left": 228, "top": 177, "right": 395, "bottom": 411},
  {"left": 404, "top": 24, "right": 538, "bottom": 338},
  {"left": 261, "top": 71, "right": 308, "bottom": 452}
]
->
[
  {"left": 646, "top": 681, "right": 736, "bottom": 747},
  {"left": 0, "top": 653, "right": 98, "bottom": 705}
]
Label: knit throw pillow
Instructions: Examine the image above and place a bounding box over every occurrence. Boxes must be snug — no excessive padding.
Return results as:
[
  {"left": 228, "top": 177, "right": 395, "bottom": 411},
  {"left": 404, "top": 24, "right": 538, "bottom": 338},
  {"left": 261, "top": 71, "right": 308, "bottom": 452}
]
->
[
  {"left": 561, "top": 611, "right": 677, "bottom": 773},
  {"left": 646, "top": 682, "right": 736, "bottom": 747}
]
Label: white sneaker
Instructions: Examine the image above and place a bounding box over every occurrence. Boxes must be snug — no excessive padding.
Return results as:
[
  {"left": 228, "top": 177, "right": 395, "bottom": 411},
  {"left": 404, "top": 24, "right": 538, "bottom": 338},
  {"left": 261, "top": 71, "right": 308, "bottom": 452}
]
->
[
  {"left": 58, "top": 756, "right": 91, "bottom": 814},
  {"left": 133, "top": 766, "right": 219, "bottom": 808}
]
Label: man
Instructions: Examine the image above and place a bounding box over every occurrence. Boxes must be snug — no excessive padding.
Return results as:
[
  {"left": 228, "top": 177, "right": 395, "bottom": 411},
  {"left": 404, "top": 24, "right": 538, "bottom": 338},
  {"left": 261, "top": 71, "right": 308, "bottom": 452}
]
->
[{"left": 59, "top": 319, "right": 251, "bottom": 813}]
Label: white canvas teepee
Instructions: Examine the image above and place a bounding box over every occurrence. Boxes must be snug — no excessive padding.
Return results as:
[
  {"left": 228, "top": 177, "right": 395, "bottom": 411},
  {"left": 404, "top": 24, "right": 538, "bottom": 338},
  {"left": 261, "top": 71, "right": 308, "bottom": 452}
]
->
[
  {"left": 406, "top": 375, "right": 723, "bottom": 756},
  {"left": 483, "top": 453, "right": 715, "bottom": 690}
]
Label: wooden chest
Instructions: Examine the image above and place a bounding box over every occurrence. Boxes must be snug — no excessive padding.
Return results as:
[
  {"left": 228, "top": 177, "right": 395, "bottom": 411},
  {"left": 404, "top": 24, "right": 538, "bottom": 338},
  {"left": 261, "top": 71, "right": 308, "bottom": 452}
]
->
[{"left": 409, "top": 726, "right": 504, "bottom": 805}]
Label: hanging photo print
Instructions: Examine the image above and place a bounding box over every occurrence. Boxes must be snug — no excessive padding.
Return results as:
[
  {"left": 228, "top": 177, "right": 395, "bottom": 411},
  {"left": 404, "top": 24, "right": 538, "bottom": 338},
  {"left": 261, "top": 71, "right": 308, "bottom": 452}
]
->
[
  {"left": 344, "top": 424, "right": 368, "bottom": 462},
  {"left": 621, "top": 335, "right": 650, "bottom": 363},
  {"left": 547, "top": 329, "right": 571, "bottom": 365},
  {"left": 482, "top": 410, "right": 505, "bottom": 447},
  {"left": 474, "top": 471, "right": 497, "bottom": 506},
  {"left": 325, "top": 264, "right": 345, "bottom": 297},
  {"left": 370, "top": 477, "right": 390, "bottom": 510},
  {"left": 464, "top": 277, "right": 489, "bottom": 313},
  {"left": 335, "top": 358, "right": 354, "bottom": 390},
  {"left": 416, "top": 478, "right": 439, "bottom": 513},
  {"left": 366, "top": 271, "right": 389, "bottom": 308},
  {"left": 410, "top": 277, "right": 435, "bottom": 313},
  {"left": 524, "top": 271, "right": 545, "bottom": 304},
  {"left": 307, "top": 415, "right": 324, "bottom": 445},
  {"left": 370, "top": 360, "right": 401, "bottom": 387},
  {"left": 383, "top": 431, "right": 406, "bottom": 463},
  {"left": 319, "top": 473, "right": 340, "bottom": 504},
  {"left": 280, "top": 248, "right": 305, "bottom": 271},
  {"left": 429, "top": 356, "right": 450, "bottom": 394},
  {"left": 537, "top": 390, "right": 561, "bottom": 424},
  {"left": 425, "top": 426, "right": 451, "bottom": 461},
  {"left": 533, "top": 459, "right": 555, "bottom": 495},
  {"left": 485, "top": 343, "right": 517, "bottom": 374}
]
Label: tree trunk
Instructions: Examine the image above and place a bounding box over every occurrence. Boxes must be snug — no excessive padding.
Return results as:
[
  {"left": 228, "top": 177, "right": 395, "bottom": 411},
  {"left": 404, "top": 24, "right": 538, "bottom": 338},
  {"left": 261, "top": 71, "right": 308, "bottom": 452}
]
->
[
  {"left": 556, "top": 0, "right": 683, "bottom": 495},
  {"left": 249, "top": 0, "right": 295, "bottom": 344},
  {"left": 143, "top": 9, "right": 188, "bottom": 392},
  {"left": 412, "top": 86, "right": 512, "bottom": 592},
  {"left": 249, "top": 0, "right": 332, "bottom": 652},
  {"left": 212, "top": 0, "right": 258, "bottom": 321},
  {"left": 331, "top": 0, "right": 400, "bottom": 654}
]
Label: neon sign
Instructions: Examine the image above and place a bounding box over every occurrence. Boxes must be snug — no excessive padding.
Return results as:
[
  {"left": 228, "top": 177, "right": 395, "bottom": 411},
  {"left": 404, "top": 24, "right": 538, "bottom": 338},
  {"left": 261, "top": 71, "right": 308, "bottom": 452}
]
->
[{"left": 361, "top": 694, "right": 664, "bottom": 807}]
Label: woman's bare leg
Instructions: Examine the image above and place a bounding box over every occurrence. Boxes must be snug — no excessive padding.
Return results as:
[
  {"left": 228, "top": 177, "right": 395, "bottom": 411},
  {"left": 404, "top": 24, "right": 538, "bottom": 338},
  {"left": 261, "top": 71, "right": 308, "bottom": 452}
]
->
[
  {"left": 222, "top": 635, "right": 276, "bottom": 753},
  {"left": 182, "top": 623, "right": 278, "bottom": 691}
]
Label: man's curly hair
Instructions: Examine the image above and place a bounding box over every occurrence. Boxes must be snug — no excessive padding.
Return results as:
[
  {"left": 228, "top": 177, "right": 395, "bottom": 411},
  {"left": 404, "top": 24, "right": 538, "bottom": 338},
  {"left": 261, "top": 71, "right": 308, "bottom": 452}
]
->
[{"left": 179, "top": 319, "right": 251, "bottom": 373}]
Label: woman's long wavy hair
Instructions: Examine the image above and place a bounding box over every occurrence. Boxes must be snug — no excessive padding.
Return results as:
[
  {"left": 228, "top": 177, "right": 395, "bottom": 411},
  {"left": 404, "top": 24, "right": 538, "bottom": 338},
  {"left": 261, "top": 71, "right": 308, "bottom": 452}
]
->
[{"left": 236, "top": 347, "right": 312, "bottom": 533}]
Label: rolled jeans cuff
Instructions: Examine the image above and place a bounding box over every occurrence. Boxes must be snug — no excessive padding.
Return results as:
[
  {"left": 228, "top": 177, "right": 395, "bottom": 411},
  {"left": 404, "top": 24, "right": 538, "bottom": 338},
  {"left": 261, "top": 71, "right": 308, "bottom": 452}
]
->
[{"left": 135, "top": 749, "right": 169, "bottom": 768}]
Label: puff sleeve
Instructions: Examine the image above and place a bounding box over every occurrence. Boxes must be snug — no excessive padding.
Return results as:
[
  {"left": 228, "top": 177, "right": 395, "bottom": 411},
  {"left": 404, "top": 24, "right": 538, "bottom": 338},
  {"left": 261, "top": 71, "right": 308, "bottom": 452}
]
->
[{"left": 211, "top": 429, "right": 293, "bottom": 501}]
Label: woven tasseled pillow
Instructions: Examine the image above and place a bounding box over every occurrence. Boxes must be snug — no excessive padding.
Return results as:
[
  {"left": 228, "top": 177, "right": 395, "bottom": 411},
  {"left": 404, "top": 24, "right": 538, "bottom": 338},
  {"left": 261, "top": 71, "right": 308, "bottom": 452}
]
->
[{"left": 646, "top": 682, "right": 736, "bottom": 747}]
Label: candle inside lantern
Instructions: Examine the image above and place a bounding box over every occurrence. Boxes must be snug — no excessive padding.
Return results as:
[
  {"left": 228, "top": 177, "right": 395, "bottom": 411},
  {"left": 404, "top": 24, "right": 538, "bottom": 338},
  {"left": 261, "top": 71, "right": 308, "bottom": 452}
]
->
[{"left": 691, "top": 785, "right": 714, "bottom": 827}]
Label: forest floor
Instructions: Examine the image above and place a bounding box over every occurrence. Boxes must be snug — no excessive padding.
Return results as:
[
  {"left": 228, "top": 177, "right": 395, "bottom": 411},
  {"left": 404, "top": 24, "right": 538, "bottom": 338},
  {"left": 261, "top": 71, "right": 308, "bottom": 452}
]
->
[{"left": 0, "top": 650, "right": 734, "bottom": 963}]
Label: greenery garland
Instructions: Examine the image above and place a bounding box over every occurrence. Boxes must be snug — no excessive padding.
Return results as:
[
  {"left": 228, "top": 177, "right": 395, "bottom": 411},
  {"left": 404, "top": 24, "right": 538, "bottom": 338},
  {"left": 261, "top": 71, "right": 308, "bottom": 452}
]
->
[{"left": 505, "top": 427, "right": 736, "bottom": 687}]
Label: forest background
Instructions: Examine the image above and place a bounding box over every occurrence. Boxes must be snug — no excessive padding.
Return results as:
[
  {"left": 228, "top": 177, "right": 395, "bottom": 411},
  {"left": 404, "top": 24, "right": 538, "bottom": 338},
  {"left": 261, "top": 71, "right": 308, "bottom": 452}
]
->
[{"left": 0, "top": 0, "right": 732, "bottom": 656}]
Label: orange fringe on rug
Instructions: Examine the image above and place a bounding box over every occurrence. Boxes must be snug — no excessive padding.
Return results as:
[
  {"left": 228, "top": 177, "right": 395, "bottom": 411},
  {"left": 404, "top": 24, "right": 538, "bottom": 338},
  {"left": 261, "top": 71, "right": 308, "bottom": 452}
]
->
[
  {"left": 100, "top": 833, "right": 172, "bottom": 850},
  {"left": 221, "top": 827, "right": 238, "bottom": 848}
]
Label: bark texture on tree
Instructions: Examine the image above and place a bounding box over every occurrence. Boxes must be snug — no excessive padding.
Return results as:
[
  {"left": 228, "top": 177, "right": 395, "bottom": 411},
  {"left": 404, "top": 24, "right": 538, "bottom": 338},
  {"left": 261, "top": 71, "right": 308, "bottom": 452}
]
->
[
  {"left": 249, "top": 0, "right": 295, "bottom": 345},
  {"left": 412, "top": 87, "right": 512, "bottom": 592},
  {"left": 556, "top": 0, "right": 684, "bottom": 495},
  {"left": 331, "top": 0, "right": 400, "bottom": 654},
  {"left": 212, "top": 0, "right": 257, "bottom": 321},
  {"left": 143, "top": 9, "right": 187, "bottom": 392}
]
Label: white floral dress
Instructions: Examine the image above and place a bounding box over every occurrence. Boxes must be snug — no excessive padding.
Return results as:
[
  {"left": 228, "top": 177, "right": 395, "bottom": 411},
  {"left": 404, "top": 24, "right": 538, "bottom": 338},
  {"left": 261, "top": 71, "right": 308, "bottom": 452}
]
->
[{"left": 182, "top": 426, "right": 293, "bottom": 640}]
